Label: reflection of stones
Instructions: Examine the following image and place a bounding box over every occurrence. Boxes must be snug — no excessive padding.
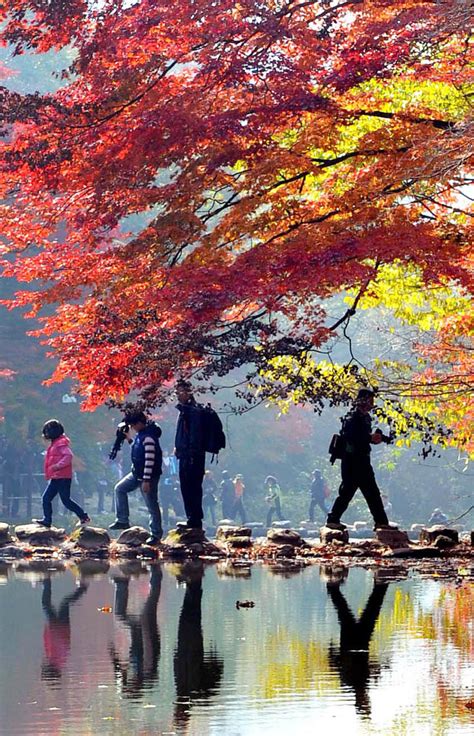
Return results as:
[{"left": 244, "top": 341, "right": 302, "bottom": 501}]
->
[
  {"left": 116, "top": 526, "right": 150, "bottom": 546},
  {"left": 0, "top": 523, "right": 13, "bottom": 547},
  {"left": 373, "top": 566, "right": 408, "bottom": 583},
  {"left": 68, "top": 526, "right": 111, "bottom": 550},
  {"left": 375, "top": 528, "right": 410, "bottom": 548},
  {"left": 16, "top": 559, "right": 65, "bottom": 576},
  {"left": 15, "top": 524, "right": 67, "bottom": 546},
  {"left": 0, "top": 560, "right": 10, "bottom": 580},
  {"left": 0, "top": 545, "right": 25, "bottom": 558},
  {"left": 216, "top": 561, "right": 252, "bottom": 578},
  {"left": 320, "top": 565, "right": 349, "bottom": 585},
  {"left": 265, "top": 561, "right": 307, "bottom": 577},
  {"left": 75, "top": 559, "right": 110, "bottom": 578},
  {"left": 320, "top": 526, "right": 350, "bottom": 544},
  {"left": 420, "top": 526, "right": 459, "bottom": 546},
  {"left": 110, "top": 560, "right": 149, "bottom": 581}
]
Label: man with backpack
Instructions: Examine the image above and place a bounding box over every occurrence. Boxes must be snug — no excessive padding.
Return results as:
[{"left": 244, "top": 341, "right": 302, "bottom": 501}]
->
[
  {"left": 326, "top": 388, "right": 394, "bottom": 532},
  {"left": 174, "top": 380, "right": 209, "bottom": 529}
]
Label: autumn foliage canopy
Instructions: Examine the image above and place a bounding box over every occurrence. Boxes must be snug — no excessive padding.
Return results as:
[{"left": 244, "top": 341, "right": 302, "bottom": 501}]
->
[{"left": 0, "top": 1, "right": 472, "bottom": 449}]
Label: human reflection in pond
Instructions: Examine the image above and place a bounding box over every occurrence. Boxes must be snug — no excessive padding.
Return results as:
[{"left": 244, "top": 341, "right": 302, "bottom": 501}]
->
[
  {"left": 41, "top": 576, "right": 88, "bottom": 684},
  {"left": 326, "top": 568, "right": 389, "bottom": 718},
  {"left": 173, "top": 561, "right": 224, "bottom": 732},
  {"left": 109, "top": 564, "right": 162, "bottom": 698}
]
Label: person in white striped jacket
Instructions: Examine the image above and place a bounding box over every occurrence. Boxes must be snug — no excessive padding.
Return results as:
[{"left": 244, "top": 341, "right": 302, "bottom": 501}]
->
[{"left": 109, "top": 411, "right": 163, "bottom": 545}]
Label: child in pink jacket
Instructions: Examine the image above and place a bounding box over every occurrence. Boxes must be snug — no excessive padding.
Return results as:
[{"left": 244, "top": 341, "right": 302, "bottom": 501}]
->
[{"left": 33, "top": 419, "right": 90, "bottom": 529}]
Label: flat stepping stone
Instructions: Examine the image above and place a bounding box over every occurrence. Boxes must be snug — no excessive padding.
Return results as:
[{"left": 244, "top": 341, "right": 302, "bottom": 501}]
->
[
  {"left": 69, "top": 526, "right": 111, "bottom": 549},
  {"left": 116, "top": 526, "right": 149, "bottom": 546},
  {"left": 267, "top": 529, "right": 303, "bottom": 546},
  {"left": 320, "top": 526, "right": 349, "bottom": 544},
  {"left": 15, "top": 524, "right": 66, "bottom": 546},
  {"left": 420, "top": 526, "right": 459, "bottom": 545}
]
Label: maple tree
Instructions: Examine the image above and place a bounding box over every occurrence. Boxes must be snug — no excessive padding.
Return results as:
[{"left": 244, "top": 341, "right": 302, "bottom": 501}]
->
[{"left": 0, "top": 1, "right": 472, "bottom": 451}]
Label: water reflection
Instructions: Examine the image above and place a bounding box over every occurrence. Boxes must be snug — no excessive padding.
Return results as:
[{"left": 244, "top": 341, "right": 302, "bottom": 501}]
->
[
  {"left": 326, "top": 569, "right": 389, "bottom": 717},
  {"left": 0, "top": 560, "right": 473, "bottom": 735},
  {"left": 41, "top": 577, "right": 88, "bottom": 685},
  {"left": 109, "top": 564, "right": 162, "bottom": 698},
  {"left": 172, "top": 561, "right": 224, "bottom": 732}
]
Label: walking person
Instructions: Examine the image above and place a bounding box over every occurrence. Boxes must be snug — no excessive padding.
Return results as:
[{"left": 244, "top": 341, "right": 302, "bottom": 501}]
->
[
  {"left": 33, "top": 419, "right": 90, "bottom": 529},
  {"left": 264, "top": 475, "right": 283, "bottom": 527},
  {"left": 220, "top": 470, "right": 235, "bottom": 520},
  {"left": 308, "top": 468, "right": 328, "bottom": 522},
  {"left": 232, "top": 474, "right": 247, "bottom": 524},
  {"left": 202, "top": 470, "right": 218, "bottom": 526},
  {"left": 174, "top": 380, "right": 206, "bottom": 529},
  {"left": 109, "top": 410, "right": 163, "bottom": 545},
  {"left": 326, "top": 389, "right": 395, "bottom": 531}
]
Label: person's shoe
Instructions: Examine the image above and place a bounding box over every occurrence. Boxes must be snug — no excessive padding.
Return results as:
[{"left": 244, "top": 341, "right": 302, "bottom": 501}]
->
[
  {"left": 32, "top": 518, "right": 51, "bottom": 528},
  {"left": 326, "top": 521, "right": 347, "bottom": 531},
  {"left": 109, "top": 520, "right": 131, "bottom": 531},
  {"left": 76, "top": 515, "right": 91, "bottom": 527},
  {"left": 374, "top": 523, "right": 398, "bottom": 531},
  {"left": 146, "top": 536, "right": 161, "bottom": 546}
]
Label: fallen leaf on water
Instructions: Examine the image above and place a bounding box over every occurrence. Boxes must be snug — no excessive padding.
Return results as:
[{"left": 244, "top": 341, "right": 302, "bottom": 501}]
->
[{"left": 97, "top": 606, "right": 112, "bottom": 613}]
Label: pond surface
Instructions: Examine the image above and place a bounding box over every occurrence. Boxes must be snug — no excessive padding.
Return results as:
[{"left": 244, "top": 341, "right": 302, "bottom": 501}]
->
[{"left": 0, "top": 560, "right": 473, "bottom": 735}]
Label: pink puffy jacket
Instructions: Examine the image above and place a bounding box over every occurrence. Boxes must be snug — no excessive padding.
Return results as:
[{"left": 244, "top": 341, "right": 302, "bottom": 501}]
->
[{"left": 44, "top": 435, "right": 73, "bottom": 480}]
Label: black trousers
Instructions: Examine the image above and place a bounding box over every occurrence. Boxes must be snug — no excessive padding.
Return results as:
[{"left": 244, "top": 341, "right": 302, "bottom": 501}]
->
[
  {"left": 327, "top": 455, "right": 388, "bottom": 526},
  {"left": 178, "top": 454, "right": 206, "bottom": 526}
]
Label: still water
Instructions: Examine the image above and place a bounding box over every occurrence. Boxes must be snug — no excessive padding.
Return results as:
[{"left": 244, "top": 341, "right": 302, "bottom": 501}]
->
[{"left": 0, "top": 559, "right": 473, "bottom": 735}]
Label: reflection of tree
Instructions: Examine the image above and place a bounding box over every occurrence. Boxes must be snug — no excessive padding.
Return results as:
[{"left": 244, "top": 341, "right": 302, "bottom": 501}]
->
[
  {"left": 173, "top": 561, "right": 224, "bottom": 733},
  {"left": 327, "top": 580, "right": 389, "bottom": 718},
  {"left": 41, "top": 577, "right": 88, "bottom": 683},
  {"left": 109, "top": 565, "right": 162, "bottom": 698}
]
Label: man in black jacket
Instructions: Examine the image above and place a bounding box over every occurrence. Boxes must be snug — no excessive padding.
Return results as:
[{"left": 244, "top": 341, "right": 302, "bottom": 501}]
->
[
  {"left": 174, "top": 380, "right": 206, "bottom": 529},
  {"left": 326, "top": 389, "right": 392, "bottom": 531},
  {"left": 109, "top": 411, "right": 163, "bottom": 545}
]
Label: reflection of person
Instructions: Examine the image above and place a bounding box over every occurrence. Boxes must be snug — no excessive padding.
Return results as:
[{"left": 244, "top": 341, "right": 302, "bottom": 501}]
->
[
  {"left": 232, "top": 474, "right": 247, "bottom": 524},
  {"left": 175, "top": 380, "right": 207, "bottom": 529},
  {"left": 264, "top": 475, "right": 283, "bottom": 527},
  {"left": 109, "top": 565, "right": 162, "bottom": 698},
  {"left": 326, "top": 389, "right": 393, "bottom": 531},
  {"left": 41, "top": 577, "right": 88, "bottom": 682},
  {"left": 327, "top": 577, "right": 389, "bottom": 717},
  {"left": 309, "top": 468, "right": 328, "bottom": 521},
  {"left": 173, "top": 561, "right": 224, "bottom": 731},
  {"left": 109, "top": 411, "right": 163, "bottom": 546},
  {"left": 33, "top": 419, "right": 90, "bottom": 529}
]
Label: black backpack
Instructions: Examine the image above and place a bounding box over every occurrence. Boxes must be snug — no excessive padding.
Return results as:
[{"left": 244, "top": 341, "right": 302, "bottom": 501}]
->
[{"left": 201, "top": 404, "right": 226, "bottom": 460}]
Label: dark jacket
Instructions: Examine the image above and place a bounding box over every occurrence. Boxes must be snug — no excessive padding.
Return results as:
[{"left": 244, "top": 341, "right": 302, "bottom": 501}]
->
[
  {"left": 341, "top": 408, "right": 372, "bottom": 457},
  {"left": 175, "top": 400, "right": 206, "bottom": 459},
  {"left": 131, "top": 422, "right": 162, "bottom": 480}
]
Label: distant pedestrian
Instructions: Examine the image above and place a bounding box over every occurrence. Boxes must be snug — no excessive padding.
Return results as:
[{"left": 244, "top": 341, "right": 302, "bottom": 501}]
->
[
  {"left": 428, "top": 508, "right": 448, "bottom": 526},
  {"left": 109, "top": 410, "right": 163, "bottom": 546},
  {"left": 265, "top": 475, "right": 283, "bottom": 527},
  {"left": 174, "top": 380, "right": 206, "bottom": 529},
  {"left": 309, "top": 468, "right": 328, "bottom": 522},
  {"left": 220, "top": 470, "right": 235, "bottom": 519},
  {"left": 326, "top": 389, "right": 395, "bottom": 531},
  {"left": 33, "top": 419, "right": 90, "bottom": 529},
  {"left": 232, "top": 474, "right": 247, "bottom": 524},
  {"left": 202, "top": 470, "right": 218, "bottom": 525}
]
